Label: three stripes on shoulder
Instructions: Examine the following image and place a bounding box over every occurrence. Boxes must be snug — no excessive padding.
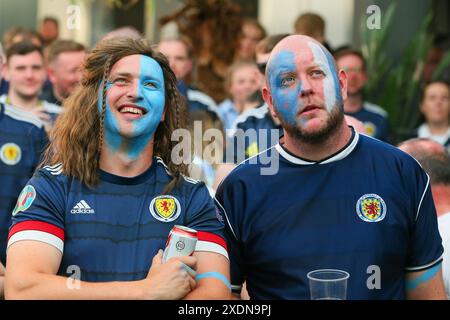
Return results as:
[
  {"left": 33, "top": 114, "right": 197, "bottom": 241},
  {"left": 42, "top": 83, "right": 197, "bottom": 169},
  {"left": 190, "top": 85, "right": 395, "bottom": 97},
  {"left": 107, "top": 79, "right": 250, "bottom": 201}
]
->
[{"left": 43, "top": 164, "right": 63, "bottom": 175}]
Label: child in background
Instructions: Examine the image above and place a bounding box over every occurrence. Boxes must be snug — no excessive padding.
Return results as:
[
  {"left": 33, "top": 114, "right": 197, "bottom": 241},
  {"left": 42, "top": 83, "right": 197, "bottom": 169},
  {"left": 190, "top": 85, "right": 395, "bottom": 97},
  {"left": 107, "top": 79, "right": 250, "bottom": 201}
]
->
[{"left": 218, "top": 60, "right": 262, "bottom": 131}]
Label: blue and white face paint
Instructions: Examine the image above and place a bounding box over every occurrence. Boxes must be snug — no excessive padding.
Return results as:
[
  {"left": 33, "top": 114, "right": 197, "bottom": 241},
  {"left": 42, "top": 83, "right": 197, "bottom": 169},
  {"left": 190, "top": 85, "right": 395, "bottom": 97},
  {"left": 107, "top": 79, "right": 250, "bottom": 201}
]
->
[
  {"left": 267, "top": 49, "right": 302, "bottom": 127},
  {"left": 266, "top": 35, "right": 343, "bottom": 130},
  {"left": 98, "top": 54, "right": 165, "bottom": 160}
]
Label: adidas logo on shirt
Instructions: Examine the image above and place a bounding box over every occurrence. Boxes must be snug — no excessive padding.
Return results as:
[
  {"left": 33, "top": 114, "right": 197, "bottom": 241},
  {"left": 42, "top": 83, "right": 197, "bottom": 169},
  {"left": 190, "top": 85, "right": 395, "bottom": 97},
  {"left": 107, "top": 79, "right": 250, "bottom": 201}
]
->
[{"left": 71, "top": 200, "right": 95, "bottom": 214}]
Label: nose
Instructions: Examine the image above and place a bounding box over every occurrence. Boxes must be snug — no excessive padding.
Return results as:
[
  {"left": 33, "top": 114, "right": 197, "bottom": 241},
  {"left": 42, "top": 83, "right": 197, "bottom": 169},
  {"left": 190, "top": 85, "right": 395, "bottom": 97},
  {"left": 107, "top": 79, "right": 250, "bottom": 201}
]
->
[
  {"left": 126, "top": 80, "right": 142, "bottom": 101},
  {"left": 25, "top": 68, "right": 34, "bottom": 79},
  {"left": 300, "top": 77, "right": 313, "bottom": 98}
]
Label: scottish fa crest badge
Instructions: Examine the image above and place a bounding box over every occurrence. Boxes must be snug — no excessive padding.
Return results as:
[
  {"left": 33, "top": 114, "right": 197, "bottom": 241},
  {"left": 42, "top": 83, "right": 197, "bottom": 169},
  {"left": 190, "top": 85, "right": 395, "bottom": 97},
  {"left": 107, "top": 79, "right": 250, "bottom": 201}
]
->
[
  {"left": 150, "top": 195, "right": 181, "bottom": 222},
  {"left": 356, "top": 194, "right": 386, "bottom": 222},
  {"left": 0, "top": 143, "right": 21, "bottom": 165},
  {"left": 364, "top": 122, "right": 376, "bottom": 137}
]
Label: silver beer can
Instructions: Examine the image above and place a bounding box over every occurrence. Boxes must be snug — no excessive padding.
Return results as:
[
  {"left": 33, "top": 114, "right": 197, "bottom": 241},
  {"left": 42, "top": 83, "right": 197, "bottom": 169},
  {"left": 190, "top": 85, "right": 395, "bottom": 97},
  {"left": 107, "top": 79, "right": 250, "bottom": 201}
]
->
[{"left": 162, "top": 225, "right": 198, "bottom": 262}]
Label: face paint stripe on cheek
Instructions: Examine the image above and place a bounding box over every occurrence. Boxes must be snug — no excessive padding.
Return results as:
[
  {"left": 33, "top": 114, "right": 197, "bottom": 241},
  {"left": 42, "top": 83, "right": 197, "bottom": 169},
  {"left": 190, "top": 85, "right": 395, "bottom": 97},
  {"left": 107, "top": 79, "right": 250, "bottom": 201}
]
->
[
  {"left": 268, "top": 50, "right": 302, "bottom": 126},
  {"left": 308, "top": 41, "right": 338, "bottom": 112},
  {"left": 324, "top": 50, "right": 343, "bottom": 108}
]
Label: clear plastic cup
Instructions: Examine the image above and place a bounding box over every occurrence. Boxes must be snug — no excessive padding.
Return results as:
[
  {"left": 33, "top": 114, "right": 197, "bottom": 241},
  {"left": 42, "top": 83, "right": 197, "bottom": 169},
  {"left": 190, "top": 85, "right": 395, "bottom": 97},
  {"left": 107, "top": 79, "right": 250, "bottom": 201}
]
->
[{"left": 307, "top": 269, "right": 350, "bottom": 300}]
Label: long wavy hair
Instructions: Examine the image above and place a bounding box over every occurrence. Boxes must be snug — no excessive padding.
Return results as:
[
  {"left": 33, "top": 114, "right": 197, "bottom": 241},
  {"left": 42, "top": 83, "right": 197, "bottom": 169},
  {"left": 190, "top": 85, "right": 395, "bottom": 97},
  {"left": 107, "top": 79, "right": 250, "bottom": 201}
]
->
[
  {"left": 41, "top": 37, "right": 189, "bottom": 192},
  {"left": 160, "top": 0, "right": 243, "bottom": 67}
]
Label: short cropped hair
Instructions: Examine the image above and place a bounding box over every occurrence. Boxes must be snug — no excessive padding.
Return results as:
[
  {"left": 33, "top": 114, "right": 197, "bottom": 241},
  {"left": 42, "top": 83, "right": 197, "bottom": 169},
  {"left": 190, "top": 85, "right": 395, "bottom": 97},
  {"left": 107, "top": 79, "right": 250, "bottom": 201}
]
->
[
  {"left": 224, "top": 59, "right": 258, "bottom": 92},
  {"left": 333, "top": 47, "right": 367, "bottom": 72},
  {"left": 421, "top": 155, "right": 450, "bottom": 185},
  {"left": 243, "top": 18, "right": 267, "bottom": 39},
  {"left": 255, "top": 33, "right": 290, "bottom": 55},
  {"left": 294, "top": 13, "right": 325, "bottom": 37},
  {"left": 420, "top": 80, "right": 450, "bottom": 104},
  {"left": 398, "top": 138, "right": 450, "bottom": 185},
  {"left": 42, "top": 16, "right": 59, "bottom": 27},
  {"left": 6, "top": 40, "right": 43, "bottom": 62},
  {"left": 47, "top": 39, "right": 86, "bottom": 63},
  {"left": 157, "top": 36, "right": 195, "bottom": 59}
]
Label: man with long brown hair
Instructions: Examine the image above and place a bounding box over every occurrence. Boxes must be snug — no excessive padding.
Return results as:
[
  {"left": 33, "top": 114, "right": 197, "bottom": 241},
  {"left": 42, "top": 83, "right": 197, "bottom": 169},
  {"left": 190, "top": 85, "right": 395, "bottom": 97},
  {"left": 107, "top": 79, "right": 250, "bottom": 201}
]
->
[{"left": 5, "top": 38, "right": 230, "bottom": 299}]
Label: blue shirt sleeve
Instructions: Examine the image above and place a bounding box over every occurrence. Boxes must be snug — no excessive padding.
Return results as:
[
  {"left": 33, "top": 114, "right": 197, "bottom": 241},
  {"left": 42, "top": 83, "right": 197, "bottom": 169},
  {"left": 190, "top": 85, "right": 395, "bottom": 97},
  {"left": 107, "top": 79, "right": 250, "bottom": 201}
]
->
[
  {"left": 184, "top": 181, "right": 228, "bottom": 260},
  {"left": 8, "top": 168, "right": 66, "bottom": 253},
  {"left": 406, "top": 164, "right": 444, "bottom": 271},
  {"left": 215, "top": 173, "right": 246, "bottom": 291}
]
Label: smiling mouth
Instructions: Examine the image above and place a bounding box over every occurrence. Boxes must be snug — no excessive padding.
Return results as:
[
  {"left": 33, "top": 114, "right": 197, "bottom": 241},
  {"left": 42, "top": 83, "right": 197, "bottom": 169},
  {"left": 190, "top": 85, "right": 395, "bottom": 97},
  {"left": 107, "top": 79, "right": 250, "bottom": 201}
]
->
[{"left": 118, "top": 105, "right": 148, "bottom": 116}]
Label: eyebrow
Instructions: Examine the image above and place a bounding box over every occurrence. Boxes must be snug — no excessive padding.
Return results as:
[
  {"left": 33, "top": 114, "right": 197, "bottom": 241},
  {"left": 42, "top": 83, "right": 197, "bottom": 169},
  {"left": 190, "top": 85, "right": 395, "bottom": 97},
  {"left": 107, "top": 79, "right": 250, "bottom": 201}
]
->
[
  {"left": 110, "top": 71, "right": 162, "bottom": 81},
  {"left": 270, "top": 63, "right": 296, "bottom": 77},
  {"left": 308, "top": 61, "right": 329, "bottom": 70},
  {"left": 110, "top": 72, "right": 134, "bottom": 78}
]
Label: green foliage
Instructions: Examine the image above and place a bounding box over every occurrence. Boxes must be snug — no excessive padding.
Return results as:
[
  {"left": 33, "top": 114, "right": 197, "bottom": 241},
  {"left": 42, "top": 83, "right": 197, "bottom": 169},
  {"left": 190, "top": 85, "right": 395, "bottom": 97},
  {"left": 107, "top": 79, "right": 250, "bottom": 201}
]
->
[
  {"left": 432, "top": 50, "right": 450, "bottom": 80},
  {"left": 361, "top": 3, "right": 396, "bottom": 95},
  {"left": 360, "top": 3, "right": 449, "bottom": 143}
]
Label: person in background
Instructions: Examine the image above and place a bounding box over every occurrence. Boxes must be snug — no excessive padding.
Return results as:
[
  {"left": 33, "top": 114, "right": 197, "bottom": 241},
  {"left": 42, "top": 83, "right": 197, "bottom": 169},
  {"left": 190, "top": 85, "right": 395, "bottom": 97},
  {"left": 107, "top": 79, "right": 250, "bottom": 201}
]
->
[
  {"left": 160, "top": 0, "right": 244, "bottom": 104},
  {"left": 101, "top": 26, "right": 142, "bottom": 42},
  {"left": 293, "top": 12, "right": 333, "bottom": 53},
  {"left": 236, "top": 18, "right": 266, "bottom": 61},
  {"left": 334, "top": 48, "right": 390, "bottom": 142},
  {"left": 40, "top": 40, "right": 86, "bottom": 106},
  {"left": 398, "top": 138, "right": 450, "bottom": 298},
  {"left": 157, "top": 37, "right": 218, "bottom": 116},
  {"left": 1, "top": 41, "right": 61, "bottom": 132},
  {"left": 1, "top": 28, "right": 44, "bottom": 96},
  {"left": 2, "top": 27, "right": 43, "bottom": 51},
  {"left": 218, "top": 60, "right": 262, "bottom": 131},
  {"left": 38, "top": 17, "right": 59, "bottom": 47},
  {"left": 414, "top": 81, "right": 450, "bottom": 152}
]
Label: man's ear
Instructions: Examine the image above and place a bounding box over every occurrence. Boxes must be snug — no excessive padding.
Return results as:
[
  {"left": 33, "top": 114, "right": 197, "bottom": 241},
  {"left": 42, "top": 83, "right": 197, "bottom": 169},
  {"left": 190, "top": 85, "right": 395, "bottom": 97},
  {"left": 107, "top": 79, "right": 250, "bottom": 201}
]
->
[
  {"left": 338, "top": 69, "right": 348, "bottom": 101},
  {"left": 262, "top": 86, "right": 279, "bottom": 121}
]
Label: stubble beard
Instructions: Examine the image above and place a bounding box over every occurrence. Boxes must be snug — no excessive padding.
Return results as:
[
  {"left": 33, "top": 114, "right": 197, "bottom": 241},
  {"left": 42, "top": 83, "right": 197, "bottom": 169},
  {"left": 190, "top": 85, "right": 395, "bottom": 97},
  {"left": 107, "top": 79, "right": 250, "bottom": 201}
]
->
[{"left": 278, "top": 104, "right": 345, "bottom": 145}]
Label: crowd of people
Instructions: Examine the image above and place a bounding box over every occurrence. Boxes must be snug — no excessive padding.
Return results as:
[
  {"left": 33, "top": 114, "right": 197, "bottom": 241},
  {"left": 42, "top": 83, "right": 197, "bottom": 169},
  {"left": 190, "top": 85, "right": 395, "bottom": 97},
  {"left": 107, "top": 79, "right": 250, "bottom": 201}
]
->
[{"left": 0, "top": 0, "right": 449, "bottom": 300}]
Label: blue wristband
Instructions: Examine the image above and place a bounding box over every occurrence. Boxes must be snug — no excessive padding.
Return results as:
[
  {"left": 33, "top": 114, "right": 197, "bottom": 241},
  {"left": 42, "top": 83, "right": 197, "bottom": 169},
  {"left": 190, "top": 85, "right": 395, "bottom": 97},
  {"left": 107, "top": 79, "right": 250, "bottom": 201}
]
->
[{"left": 195, "top": 272, "right": 231, "bottom": 290}]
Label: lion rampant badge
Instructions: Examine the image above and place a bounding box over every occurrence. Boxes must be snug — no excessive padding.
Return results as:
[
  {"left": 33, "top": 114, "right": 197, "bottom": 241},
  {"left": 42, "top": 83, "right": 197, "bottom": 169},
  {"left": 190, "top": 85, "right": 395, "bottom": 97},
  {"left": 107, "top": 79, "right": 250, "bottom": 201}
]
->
[
  {"left": 356, "top": 194, "right": 387, "bottom": 222},
  {"left": 149, "top": 195, "right": 181, "bottom": 222}
]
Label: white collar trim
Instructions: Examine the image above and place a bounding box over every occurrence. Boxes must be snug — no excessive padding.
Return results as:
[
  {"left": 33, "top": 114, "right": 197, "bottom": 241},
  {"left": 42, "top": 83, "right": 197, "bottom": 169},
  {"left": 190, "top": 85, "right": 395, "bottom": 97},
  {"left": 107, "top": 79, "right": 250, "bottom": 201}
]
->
[{"left": 275, "top": 130, "right": 360, "bottom": 165}]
